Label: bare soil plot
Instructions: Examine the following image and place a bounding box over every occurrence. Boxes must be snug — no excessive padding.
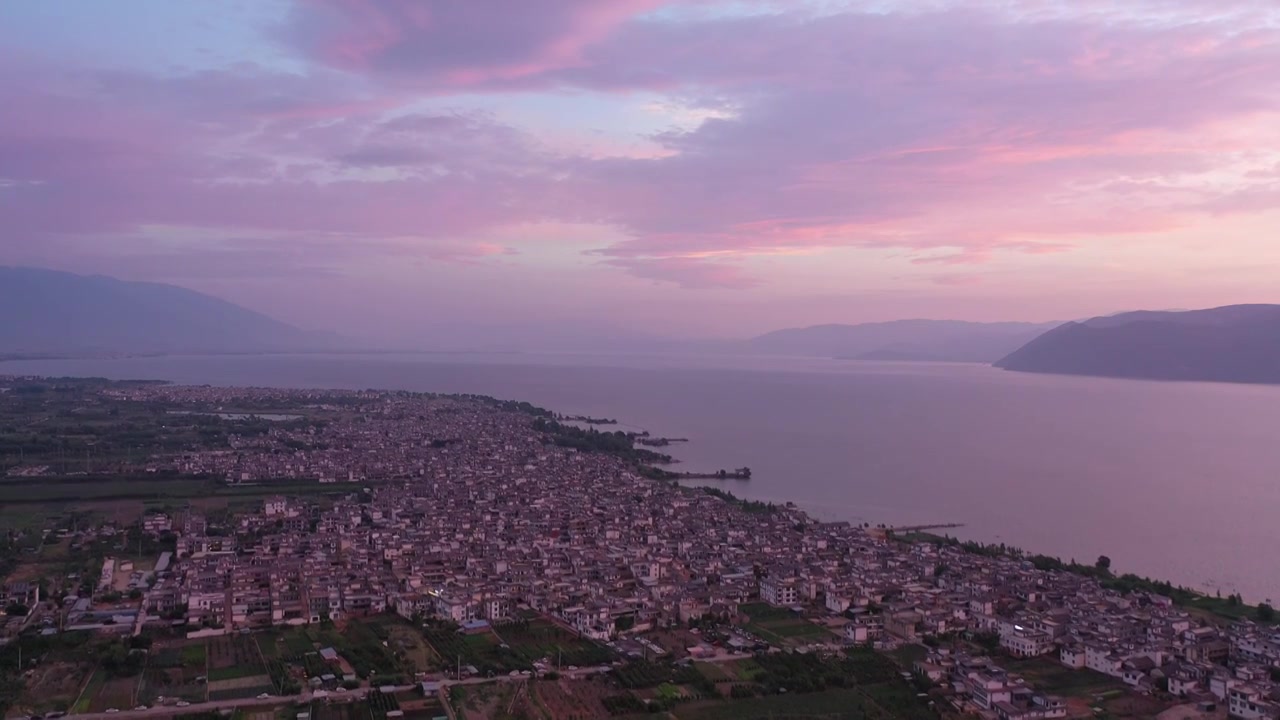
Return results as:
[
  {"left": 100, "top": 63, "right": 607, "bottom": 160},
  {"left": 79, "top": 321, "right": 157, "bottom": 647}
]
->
[
  {"left": 209, "top": 674, "right": 275, "bottom": 692},
  {"left": 533, "top": 677, "right": 613, "bottom": 720},
  {"left": 10, "top": 660, "right": 94, "bottom": 715},
  {"left": 1105, "top": 693, "right": 1175, "bottom": 718}
]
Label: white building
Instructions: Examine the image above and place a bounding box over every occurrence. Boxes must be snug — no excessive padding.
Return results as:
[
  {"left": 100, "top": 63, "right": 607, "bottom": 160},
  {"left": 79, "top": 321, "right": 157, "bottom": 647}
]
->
[
  {"left": 1229, "top": 685, "right": 1280, "bottom": 720},
  {"left": 1000, "top": 628, "right": 1054, "bottom": 658},
  {"left": 1085, "top": 644, "right": 1123, "bottom": 677},
  {"left": 1060, "top": 646, "right": 1086, "bottom": 669},
  {"left": 760, "top": 576, "right": 798, "bottom": 606}
]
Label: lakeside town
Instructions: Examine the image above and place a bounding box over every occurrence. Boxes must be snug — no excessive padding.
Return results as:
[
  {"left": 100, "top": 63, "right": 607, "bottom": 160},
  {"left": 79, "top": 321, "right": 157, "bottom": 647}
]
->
[{"left": 2, "top": 379, "right": 1280, "bottom": 720}]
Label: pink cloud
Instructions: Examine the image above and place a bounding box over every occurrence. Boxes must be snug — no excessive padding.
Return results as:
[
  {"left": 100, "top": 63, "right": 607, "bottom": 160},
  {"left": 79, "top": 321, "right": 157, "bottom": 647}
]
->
[
  {"left": 551, "top": 8, "right": 1280, "bottom": 274},
  {"left": 3, "top": 2, "right": 1280, "bottom": 294}
]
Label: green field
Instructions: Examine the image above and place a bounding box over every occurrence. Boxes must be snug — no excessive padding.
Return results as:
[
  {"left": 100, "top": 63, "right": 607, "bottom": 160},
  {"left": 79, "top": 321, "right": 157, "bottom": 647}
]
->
[
  {"left": 422, "top": 624, "right": 527, "bottom": 675},
  {"left": 1001, "top": 657, "right": 1126, "bottom": 698},
  {"left": 890, "top": 644, "right": 929, "bottom": 667},
  {"left": 493, "top": 617, "right": 614, "bottom": 667},
  {"left": 694, "top": 662, "right": 732, "bottom": 682},
  {"left": 314, "top": 620, "right": 405, "bottom": 679},
  {"left": 0, "top": 377, "right": 334, "bottom": 474},
  {"left": 181, "top": 643, "right": 208, "bottom": 666},
  {"left": 71, "top": 668, "right": 107, "bottom": 714},
  {"left": 727, "top": 658, "right": 766, "bottom": 682},
  {"left": 139, "top": 640, "right": 210, "bottom": 705},
  {"left": 738, "top": 603, "right": 833, "bottom": 646},
  {"left": 370, "top": 618, "right": 438, "bottom": 672},
  {"left": 208, "top": 664, "right": 267, "bottom": 682}
]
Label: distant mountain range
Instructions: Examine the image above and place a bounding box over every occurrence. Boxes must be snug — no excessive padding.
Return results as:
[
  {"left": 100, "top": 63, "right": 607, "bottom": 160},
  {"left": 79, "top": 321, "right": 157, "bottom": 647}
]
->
[
  {"left": 7, "top": 267, "right": 1276, "bottom": 384},
  {"left": 746, "top": 320, "right": 1061, "bottom": 363},
  {"left": 0, "top": 267, "right": 333, "bottom": 355},
  {"left": 996, "top": 305, "right": 1280, "bottom": 383}
]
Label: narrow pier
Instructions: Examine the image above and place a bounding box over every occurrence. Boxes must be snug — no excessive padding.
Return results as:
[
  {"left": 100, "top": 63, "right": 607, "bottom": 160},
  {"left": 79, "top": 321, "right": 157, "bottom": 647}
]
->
[{"left": 888, "top": 522, "right": 966, "bottom": 533}]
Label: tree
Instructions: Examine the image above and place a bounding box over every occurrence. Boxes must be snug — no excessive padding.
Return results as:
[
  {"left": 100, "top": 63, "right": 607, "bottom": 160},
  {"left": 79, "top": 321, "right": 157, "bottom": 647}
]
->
[
  {"left": 1258, "top": 603, "right": 1275, "bottom": 622},
  {"left": 1095, "top": 556, "right": 1112, "bottom": 572}
]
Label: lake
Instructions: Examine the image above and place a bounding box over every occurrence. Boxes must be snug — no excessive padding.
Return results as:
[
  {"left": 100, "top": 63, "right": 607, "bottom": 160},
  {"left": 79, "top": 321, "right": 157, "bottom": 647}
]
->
[{"left": 4, "top": 351, "right": 1280, "bottom": 602}]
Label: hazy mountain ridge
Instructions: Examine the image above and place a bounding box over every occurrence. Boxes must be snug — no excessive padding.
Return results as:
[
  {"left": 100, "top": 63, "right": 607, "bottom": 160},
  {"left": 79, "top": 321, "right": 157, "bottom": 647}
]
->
[
  {"left": 0, "top": 267, "right": 332, "bottom": 355},
  {"left": 747, "top": 319, "right": 1061, "bottom": 362},
  {"left": 996, "top": 304, "right": 1280, "bottom": 383}
]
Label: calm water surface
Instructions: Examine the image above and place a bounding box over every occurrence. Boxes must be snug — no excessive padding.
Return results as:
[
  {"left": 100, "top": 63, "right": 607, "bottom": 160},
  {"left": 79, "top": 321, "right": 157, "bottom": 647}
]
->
[{"left": 5, "top": 352, "right": 1280, "bottom": 601}]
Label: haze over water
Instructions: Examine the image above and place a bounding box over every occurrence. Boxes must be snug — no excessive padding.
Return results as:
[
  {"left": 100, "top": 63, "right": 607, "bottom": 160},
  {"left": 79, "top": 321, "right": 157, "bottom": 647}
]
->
[{"left": 6, "top": 353, "right": 1280, "bottom": 603}]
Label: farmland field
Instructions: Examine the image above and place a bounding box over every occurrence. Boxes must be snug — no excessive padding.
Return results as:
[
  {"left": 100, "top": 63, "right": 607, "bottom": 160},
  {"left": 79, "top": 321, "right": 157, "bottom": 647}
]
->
[
  {"left": 86, "top": 675, "right": 140, "bottom": 712},
  {"left": 494, "top": 617, "right": 614, "bottom": 667},
  {"left": 208, "top": 687, "right": 276, "bottom": 702},
  {"left": 262, "top": 626, "right": 318, "bottom": 660},
  {"left": 313, "top": 620, "right": 404, "bottom": 679},
  {"left": 692, "top": 661, "right": 737, "bottom": 683},
  {"left": 533, "top": 677, "right": 613, "bottom": 719},
  {"left": 137, "top": 639, "right": 210, "bottom": 705},
  {"left": 187, "top": 634, "right": 276, "bottom": 701},
  {"left": 421, "top": 624, "right": 527, "bottom": 675},
  {"left": 736, "top": 603, "right": 833, "bottom": 646},
  {"left": 676, "top": 688, "right": 893, "bottom": 720},
  {"left": 71, "top": 668, "right": 107, "bottom": 714},
  {"left": 208, "top": 634, "right": 268, "bottom": 675},
  {"left": 613, "top": 659, "right": 704, "bottom": 689},
  {"left": 393, "top": 688, "right": 448, "bottom": 720},
  {"left": 1001, "top": 656, "right": 1126, "bottom": 699},
  {"left": 314, "top": 702, "right": 367, "bottom": 720},
  {"left": 367, "top": 616, "right": 440, "bottom": 673},
  {"left": 719, "top": 658, "right": 765, "bottom": 682}
]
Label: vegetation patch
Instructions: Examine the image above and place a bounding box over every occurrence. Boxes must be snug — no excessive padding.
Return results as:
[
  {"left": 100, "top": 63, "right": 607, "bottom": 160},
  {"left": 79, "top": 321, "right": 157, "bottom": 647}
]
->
[
  {"left": 674, "top": 686, "right": 934, "bottom": 720},
  {"left": 493, "top": 616, "right": 614, "bottom": 668},
  {"left": 738, "top": 603, "right": 832, "bottom": 646},
  {"left": 1002, "top": 656, "right": 1126, "bottom": 699},
  {"left": 613, "top": 659, "right": 705, "bottom": 689}
]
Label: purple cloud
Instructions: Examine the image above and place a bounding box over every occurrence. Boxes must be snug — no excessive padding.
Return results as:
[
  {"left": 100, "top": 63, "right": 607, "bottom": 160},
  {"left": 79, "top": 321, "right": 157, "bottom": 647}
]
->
[
  {"left": 2, "top": 0, "right": 1279, "bottom": 300},
  {"left": 285, "top": 0, "right": 667, "bottom": 86}
]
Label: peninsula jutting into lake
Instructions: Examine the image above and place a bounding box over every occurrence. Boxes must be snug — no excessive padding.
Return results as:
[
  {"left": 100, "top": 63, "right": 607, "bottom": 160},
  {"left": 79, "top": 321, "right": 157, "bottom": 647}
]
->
[{"left": 2, "top": 375, "right": 1276, "bottom": 720}]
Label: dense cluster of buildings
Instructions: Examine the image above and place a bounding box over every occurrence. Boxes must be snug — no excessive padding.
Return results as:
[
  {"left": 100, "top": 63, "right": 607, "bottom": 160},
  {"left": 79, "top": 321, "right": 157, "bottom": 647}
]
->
[{"left": 6, "top": 383, "right": 1280, "bottom": 718}]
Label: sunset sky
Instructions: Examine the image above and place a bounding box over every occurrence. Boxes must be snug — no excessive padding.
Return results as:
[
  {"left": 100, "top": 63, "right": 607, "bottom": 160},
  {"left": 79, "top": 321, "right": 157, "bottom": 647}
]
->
[{"left": 2, "top": 0, "right": 1279, "bottom": 344}]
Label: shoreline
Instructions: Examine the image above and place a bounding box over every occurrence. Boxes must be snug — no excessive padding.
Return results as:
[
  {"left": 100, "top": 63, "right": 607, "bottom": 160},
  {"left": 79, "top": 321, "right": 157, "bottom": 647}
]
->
[{"left": 1, "top": 368, "right": 1272, "bottom": 603}]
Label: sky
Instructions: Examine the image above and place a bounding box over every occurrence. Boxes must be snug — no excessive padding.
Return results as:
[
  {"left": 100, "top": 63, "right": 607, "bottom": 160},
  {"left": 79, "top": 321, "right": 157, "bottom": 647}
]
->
[{"left": 2, "top": 0, "right": 1279, "bottom": 345}]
